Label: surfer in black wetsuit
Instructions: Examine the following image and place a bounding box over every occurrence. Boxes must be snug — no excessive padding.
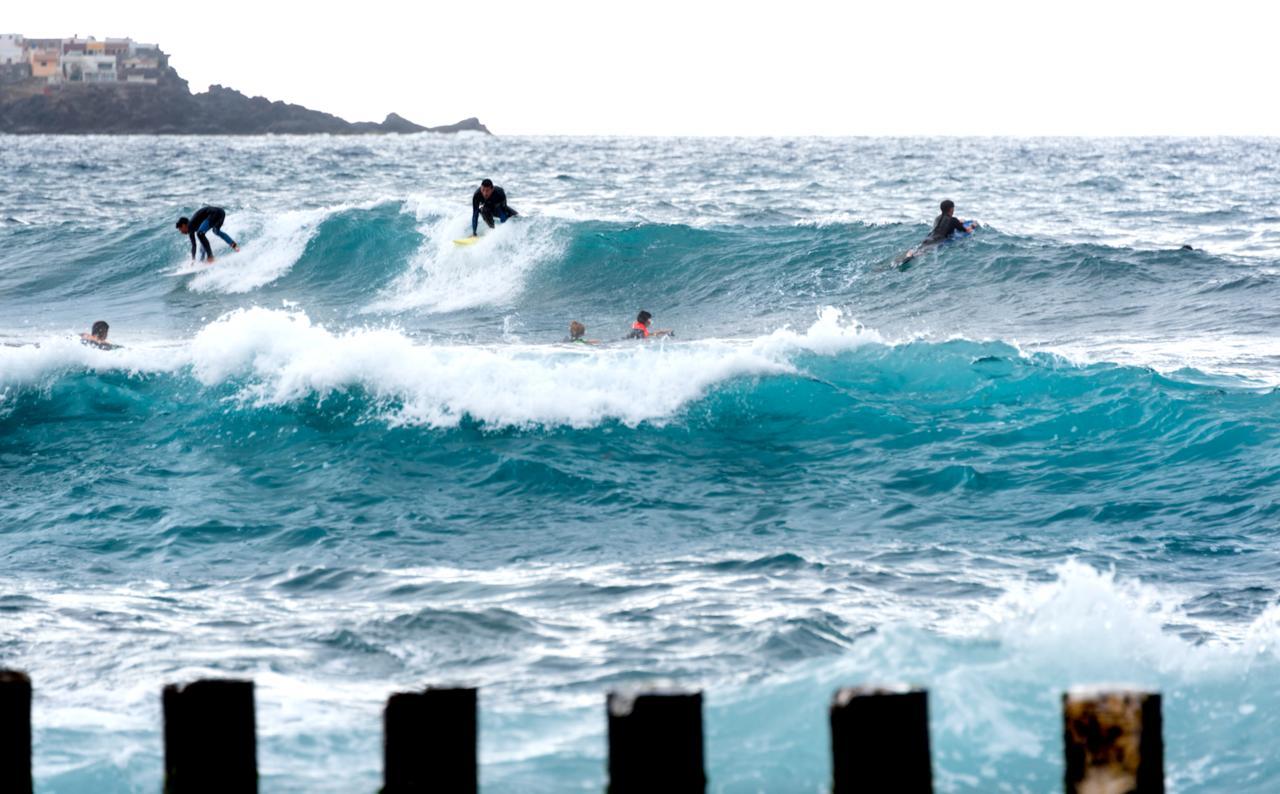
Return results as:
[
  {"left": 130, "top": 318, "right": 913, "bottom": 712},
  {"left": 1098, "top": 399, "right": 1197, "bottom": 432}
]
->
[
  {"left": 176, "top": 206, "right": 239, "bottom": 263},
  {"left": 471, "top": 179, "right": 518, "bottom": 236},
  {"left": 921, "top": 199, "right": 973, "bottom": 246},
  {"left": 894, "top": 199, "right": 976, "bottom": 266}
]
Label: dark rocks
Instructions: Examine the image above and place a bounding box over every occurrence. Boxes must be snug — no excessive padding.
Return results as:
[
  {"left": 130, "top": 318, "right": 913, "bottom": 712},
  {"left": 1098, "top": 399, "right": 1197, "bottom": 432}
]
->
[{"left": 0, "top": 66, "right": 490, "bottom": 135}]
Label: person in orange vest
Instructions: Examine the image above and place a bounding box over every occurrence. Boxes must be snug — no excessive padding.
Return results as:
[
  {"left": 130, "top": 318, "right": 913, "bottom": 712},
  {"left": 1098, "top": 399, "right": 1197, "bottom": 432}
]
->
[{"left": 626, "top": 310, "right": 672, "bottom": 339}]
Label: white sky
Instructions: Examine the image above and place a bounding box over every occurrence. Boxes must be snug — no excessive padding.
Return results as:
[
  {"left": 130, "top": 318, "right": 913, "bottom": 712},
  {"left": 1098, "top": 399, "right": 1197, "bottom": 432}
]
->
[{"left": 6, "top": 0, "right": 1277, "bottom": 135}]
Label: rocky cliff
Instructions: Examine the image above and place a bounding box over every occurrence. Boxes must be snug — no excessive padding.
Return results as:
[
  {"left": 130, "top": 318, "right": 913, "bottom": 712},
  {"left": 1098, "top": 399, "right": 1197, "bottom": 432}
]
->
[{"left": 0, "top": 67, "right": 490, "bottom": 135}]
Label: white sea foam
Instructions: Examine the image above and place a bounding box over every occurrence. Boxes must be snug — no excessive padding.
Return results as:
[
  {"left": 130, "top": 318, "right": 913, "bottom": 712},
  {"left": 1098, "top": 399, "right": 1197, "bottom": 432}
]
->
[
  {"left": 0, "top": 306, "right": 880, "bottom": 424},
  {"left": 6, "top": 304, "right": 1270, "bottom": 428},
  {"left": 188, "top": 307, "right": 800, "bottom": 427},
  {"left": 368, "top": 202, "right": 564, "bottom": 314},
  {"left": 0, "top": 336, "right": 184, "bottom": 404},
  {"left": 12, "top": 554, "right": 1280, "bottom": 790},
  {"left": 1033, "top": 334, "right": 1280, "bottom": 388},
  {"left": 181, "top": 205, "right": 346, "bottom": 294}
]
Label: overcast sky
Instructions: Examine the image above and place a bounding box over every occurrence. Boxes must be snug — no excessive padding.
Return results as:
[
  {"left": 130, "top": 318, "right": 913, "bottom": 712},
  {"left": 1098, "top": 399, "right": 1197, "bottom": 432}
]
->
[{"left": 7, "top": 0, "right": 1277, "bottom": 135}]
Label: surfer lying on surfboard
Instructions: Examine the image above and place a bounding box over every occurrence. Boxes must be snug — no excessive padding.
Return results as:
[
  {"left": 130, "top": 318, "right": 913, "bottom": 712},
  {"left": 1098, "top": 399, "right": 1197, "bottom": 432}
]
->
[
  {"left": 895, "top": 199, "right": 977, "bottom": 265},
  {"left": 80, "top": 320, "right": 120, "bottom": 350},
  {"left": 627, "top": 310, "right": 673, "bottom": 339},
  {"left": 471, "top": 179, "right": 518, "bottom": 236},
  {"left": 921, "top": 199, "right": 975, "bottom": 246}
]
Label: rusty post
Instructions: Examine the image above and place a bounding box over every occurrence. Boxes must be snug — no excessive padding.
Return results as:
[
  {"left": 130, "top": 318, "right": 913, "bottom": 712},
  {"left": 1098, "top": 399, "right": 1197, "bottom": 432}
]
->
[
  {"left": 607, "top": 690, "right": 705, "bottom": 793},
  {"left": 830, "top": 686, "right": 932, "bottom": 794},
  {"left": 1063, "top": 688, "right": 1163, "bottom": 793},
  {"left": 383, "top": 687, "right": 477, "bottom": 794},
  {"left": 163, "top": 678, "right": 257, "bottom": 793},
  {"left": 0, "top": 670, "right": 32, "bottom": 794}
]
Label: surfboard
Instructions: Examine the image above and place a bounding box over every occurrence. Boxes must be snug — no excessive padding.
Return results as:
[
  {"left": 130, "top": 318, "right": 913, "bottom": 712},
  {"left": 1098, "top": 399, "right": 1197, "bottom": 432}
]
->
[
  {"left": 891, "top": 245, "right": 927, "bottom": 268},
  {"left": 168, "top": 263, "right": 212, "bottom": 276},
  {"left": 891, "top": 221, "right": 978, "bottom": 267},
  {"left": 453, "top": 236, "right": 481, "bottom": 246}
]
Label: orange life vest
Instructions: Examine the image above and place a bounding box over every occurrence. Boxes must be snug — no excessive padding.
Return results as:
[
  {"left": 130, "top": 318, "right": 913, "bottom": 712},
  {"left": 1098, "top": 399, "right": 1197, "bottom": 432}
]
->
[{"left": 631, "top": 321, "right": 649, "bottom": 338}]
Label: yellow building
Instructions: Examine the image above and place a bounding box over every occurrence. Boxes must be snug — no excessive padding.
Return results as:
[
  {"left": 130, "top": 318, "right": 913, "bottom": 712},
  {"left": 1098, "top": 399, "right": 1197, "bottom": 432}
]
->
[
  {"left": 29, "top": 49, "right": 61, "bottom": 82},
  {"left": 85, "top": 40, "right": 105, "bottom": 54}
]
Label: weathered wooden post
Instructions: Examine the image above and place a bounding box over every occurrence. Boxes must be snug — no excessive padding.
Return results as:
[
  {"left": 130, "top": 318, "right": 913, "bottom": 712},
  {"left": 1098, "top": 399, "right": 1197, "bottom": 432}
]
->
[
  {"left": 830, "top": 686, "right": 932, "bottom": 794},
  {"left": 0, "top": 670, "right": 32, "bottom": 794},
  {"left": 606, "top": 690, "right": 705, "bottom": 793},
  {"left": 163, "top": 678, "right": 257, "bottom": 793},
  {"left": 1063, "top": 688, "right": 1163, "bottom": 794},
  {"left": 383, "top": 687, "right": 477, "bottom": 794}
]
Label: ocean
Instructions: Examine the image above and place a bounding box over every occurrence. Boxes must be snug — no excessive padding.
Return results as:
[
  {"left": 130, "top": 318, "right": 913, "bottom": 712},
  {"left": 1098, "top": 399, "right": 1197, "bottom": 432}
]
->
[{"left": 1, "top": 135, "right": 1278, "bottom": 792}]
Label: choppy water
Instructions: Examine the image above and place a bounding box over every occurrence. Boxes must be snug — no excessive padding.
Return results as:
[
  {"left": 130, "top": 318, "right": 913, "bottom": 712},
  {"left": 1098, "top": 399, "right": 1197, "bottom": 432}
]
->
[{"left": 2, "top": 135, "right": 1279, "bottom": 792}]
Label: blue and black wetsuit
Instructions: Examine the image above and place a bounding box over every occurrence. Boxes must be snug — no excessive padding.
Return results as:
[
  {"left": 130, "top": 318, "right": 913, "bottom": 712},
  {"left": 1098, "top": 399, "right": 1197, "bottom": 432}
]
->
[
  {"left": 471, "top": 187, "right": 518, "bottom": 235},
  {"left": 187, "top": 206, "right": 237, "bottom": 260},
  {"left": 922, "top": 213, "right": 970, "bottom": 246}
]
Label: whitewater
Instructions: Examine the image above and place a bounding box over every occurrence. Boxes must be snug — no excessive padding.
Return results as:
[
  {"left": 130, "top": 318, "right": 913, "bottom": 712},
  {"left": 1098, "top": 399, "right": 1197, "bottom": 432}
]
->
[{"left": 1, "top": 135, "right": 1278, "bottom": 792}]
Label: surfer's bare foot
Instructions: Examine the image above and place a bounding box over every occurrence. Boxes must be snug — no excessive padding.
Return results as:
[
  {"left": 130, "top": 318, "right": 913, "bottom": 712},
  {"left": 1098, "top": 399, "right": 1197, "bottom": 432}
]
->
[
  {"left": 206, "top": 256, "right": 216, "bottom": 264},
  {"left": 231, "top": 243, "right": 240, "bottom": 252}
]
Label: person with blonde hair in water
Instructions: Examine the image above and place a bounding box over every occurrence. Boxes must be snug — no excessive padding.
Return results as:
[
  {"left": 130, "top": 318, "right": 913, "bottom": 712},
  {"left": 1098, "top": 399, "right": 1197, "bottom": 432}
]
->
[{"left": 565, "top": 321, "right": 599, "bottom": 344}]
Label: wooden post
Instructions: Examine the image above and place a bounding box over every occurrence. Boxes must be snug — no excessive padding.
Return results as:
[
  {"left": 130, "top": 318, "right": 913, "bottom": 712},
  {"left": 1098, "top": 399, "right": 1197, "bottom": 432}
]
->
[
  {"left": 1063, "top": 689, "right": 1163, "bottom": 794},
  {"left": 830, "top": 686, "right": 932, "bottom": 794},
  {"left": 0, "top": 670, "right": 32, "bottom": 794},
  {"left": 163, "top": 678, "right": 257, "bottom": 794},
  {"left": 383, "top": 687, "right": 477, "bottom": 794},
  {"left": 606, "top": 690, "right": 705, "bottom": 793}
]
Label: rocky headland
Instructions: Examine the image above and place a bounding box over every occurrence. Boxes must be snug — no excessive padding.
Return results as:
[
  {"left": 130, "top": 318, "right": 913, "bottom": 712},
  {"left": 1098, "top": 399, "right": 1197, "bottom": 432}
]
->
[{"left": 0, "top": 65, "right": 489, "bottom": 135}]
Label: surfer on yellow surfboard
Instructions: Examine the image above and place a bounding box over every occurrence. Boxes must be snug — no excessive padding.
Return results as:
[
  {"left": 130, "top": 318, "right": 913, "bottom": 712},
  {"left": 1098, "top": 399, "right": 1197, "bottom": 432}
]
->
[{"left": 456, "top": 178, "right": 518, "bottom": 244}]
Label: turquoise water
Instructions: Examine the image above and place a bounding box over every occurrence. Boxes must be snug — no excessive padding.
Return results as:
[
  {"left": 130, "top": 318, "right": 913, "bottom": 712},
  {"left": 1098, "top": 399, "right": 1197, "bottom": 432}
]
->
[{"left": 2, "top": 135, "right": 1279, "bottom": 792}]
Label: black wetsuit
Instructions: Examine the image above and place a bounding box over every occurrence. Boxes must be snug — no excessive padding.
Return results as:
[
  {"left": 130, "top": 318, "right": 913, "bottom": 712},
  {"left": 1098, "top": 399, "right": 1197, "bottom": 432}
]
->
[
  {"left": 471, "top": 187, "right": 518, "bottom": 234},
  {"left": 922, "top": 213, "right": 969, "bottom": 245},
  {"left": 187, "top": 206, "right": 231, "bottom": 260}
]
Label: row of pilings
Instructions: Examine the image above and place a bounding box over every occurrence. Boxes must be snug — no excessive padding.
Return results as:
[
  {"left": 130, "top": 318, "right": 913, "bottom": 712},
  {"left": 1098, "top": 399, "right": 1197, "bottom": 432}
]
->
[{"left": 0, "top": 670, "right": 1163, "bottom": 792}]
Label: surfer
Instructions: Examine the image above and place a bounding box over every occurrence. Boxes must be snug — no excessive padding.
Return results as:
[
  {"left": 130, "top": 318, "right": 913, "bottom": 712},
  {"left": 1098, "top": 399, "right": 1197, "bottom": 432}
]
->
[
  {"left": 176, "top": 206, "right": 239, "bottom": 263},
  {"left": 895, "top": 199, "right": 976, "bottom": 266},
  {"left": 80, "top": 320, "right": 119, "bottom": 350},
  {"left": 471, "top": 179, "right": 518, "bottom": 236},
  {"left": 565, "top": 321, "right": 599, "bottom": 344},
  {"left": 921, "top": 199, "right": 974, "bottom": 246},
  {"left": 627, "top": 310, "right": 673, "bottom": 340}
]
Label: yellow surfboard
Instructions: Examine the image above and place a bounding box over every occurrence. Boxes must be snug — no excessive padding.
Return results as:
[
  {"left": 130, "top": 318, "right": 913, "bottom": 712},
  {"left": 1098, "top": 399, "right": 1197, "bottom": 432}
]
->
[{"left": 453, "top": 236, "right": 481, "bottom": 246}]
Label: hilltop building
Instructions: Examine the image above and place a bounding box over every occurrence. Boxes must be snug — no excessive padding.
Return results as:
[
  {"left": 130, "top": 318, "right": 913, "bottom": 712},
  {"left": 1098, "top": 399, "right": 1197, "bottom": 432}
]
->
[{"left": 0, "top": 34, "right": 166, "bottom": 86}]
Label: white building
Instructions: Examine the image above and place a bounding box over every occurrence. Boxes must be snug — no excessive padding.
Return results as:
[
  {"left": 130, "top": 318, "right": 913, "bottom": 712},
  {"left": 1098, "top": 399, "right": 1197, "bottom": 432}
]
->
[
  {"left": 121, "top": 56, "right": 160, "bottom": 84},
  {"left": 62, "top": 53, "right": 118, "bottom": 83},
  {"left": 0, "top": 34, "right": 23, "bottom": 66}
]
